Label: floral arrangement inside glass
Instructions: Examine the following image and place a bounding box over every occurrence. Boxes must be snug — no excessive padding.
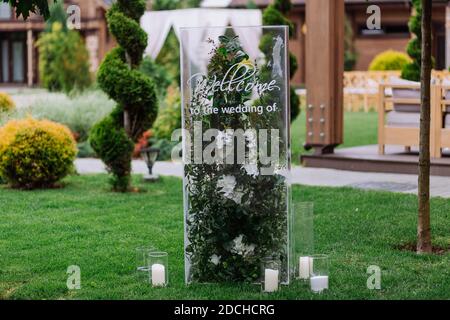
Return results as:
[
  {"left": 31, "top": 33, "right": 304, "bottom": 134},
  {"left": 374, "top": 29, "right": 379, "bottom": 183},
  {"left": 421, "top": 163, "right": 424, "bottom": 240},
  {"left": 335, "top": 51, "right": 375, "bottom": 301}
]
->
[{"left": 180, "top": 26, "right": 291, "bottom": 284}]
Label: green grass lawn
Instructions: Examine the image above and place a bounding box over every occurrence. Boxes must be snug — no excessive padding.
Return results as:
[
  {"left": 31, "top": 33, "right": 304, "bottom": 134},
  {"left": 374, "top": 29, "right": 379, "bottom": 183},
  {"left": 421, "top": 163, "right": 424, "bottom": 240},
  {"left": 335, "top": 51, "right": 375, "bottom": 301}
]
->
[
  {"left": 292, "top": 111, "right": 378, "bottom": 163},
  {"left": 0, "top": 175, "right": 448, "bottom": 300}
]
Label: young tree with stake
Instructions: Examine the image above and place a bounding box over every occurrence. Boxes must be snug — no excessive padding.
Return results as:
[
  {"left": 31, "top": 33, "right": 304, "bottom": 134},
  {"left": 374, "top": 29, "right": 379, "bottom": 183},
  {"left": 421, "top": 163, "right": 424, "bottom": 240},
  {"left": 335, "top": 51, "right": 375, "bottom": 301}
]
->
[{"left": 417, "top": 0, "right": 432, "bottom": 254}]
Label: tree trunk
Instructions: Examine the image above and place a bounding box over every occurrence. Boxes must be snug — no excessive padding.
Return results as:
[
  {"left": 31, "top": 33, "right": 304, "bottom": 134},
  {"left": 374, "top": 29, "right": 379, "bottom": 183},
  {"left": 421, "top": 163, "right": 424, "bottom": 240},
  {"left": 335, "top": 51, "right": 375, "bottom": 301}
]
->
[{"left": 417, "top": 0, "right": 432, "bottom": 254}]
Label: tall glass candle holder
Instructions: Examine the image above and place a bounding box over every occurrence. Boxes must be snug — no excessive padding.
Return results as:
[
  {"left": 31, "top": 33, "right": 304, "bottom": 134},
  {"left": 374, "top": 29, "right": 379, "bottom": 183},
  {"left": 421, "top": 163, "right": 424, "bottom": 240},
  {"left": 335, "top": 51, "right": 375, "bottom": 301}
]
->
[
  {"left": 292, "top": 202, "right": 314, "bottom": 280},
  {"left": 149, "top": 252, "right": 168, "bottom": 287},
  {"left": 310, "top": 254, "right": 329, "bottom": 293},
  {"left": 261, "top": 256, "right": 281, "bottom": 293},
  {"left": 136, "top": 245, "right": 156, "bottom": 281}
]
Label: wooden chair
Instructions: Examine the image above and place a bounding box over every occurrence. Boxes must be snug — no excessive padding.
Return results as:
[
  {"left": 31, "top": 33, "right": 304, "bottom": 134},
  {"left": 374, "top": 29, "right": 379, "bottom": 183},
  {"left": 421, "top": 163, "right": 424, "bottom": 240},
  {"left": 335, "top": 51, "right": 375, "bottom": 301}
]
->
[
  {"left": 344, "top": 71, "right": 400, "bottom": 112},
  {"left": 378, "top": 83, "right": 422, "bottom": 155},
  {"left": 431, "top": 84, "right": 450, "bottom": 158}
]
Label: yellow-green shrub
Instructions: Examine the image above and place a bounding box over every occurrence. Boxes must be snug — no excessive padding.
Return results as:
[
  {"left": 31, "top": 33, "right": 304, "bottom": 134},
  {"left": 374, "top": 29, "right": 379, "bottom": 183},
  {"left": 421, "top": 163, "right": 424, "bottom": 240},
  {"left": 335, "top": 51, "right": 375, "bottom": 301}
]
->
[
  {"left": 369, "top": 50, "right": 411, "bottom": 71},
  {"left": 0, "top": 92, "right": 15, "bottom": 113},
  {"left": 0, "top": 118, "right": 77, "bottom": 189}
]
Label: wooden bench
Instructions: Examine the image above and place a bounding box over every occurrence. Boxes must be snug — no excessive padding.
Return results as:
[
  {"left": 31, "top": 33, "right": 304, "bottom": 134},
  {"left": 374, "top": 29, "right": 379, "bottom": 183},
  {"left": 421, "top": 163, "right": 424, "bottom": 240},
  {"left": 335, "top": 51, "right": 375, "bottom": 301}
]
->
[
  {"left": 378, "top": 83, "right": 421, "bottom": 155},
  {"left": 432, "top": 84, "right": 450, "bottom": 158}
]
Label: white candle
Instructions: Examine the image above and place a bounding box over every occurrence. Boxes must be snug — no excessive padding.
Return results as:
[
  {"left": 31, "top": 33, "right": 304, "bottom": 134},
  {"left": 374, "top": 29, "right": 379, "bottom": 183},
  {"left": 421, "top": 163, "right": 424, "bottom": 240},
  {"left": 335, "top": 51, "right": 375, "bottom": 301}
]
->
[
  {"left": 310, "top": 275, "right": 328, "bottom": 293},
  {"left": 299, "top": 256, "right": 312, "bottom": 279},
  {"left": 151, "top": 263, "right": 166, "bottom": 286},
  {"left": 264, "top": 268, "right": 279, "bottom": 292}
]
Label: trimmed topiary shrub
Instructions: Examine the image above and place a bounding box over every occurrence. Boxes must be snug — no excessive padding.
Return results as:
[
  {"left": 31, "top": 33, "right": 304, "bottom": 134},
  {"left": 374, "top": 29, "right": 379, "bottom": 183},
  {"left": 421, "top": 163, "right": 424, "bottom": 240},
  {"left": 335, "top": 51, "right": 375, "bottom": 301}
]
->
[
  {"left": 369, "top": 50, "right": 411, "bottom": 71},
  {"left": 0, "top": 92, "right": 15, "bottom": 113},
  {"left": 0, "top": 118, "right": 77, "bottom": 189},
  {"left": 90, "top": 0, "right": 158, "bottom": 192}
]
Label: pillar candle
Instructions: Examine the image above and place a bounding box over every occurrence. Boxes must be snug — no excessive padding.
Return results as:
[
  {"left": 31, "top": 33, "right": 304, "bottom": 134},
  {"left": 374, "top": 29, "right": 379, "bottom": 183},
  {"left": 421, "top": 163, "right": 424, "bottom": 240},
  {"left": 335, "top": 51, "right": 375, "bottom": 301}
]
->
[
  {"left": 264, "top": 268, "right": 279, "bottom": 292},
  {"left": 299, "top": 256, "right": 312, "bottom": 279},
  {"left": 151, "top": 263, "right": 166, "bottom": 287},
  {"left": 310, "top": 275, "right": 328, "bottom": 293}
]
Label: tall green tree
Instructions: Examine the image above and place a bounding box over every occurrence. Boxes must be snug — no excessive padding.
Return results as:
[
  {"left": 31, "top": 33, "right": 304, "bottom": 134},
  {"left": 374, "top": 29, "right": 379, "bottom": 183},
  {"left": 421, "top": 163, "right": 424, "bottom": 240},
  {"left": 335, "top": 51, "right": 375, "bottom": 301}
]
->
[
  {"left": 417, "top": 0, "right": 432, "bottom": 254},
  {"left": 90, "top": 0, "right": 158, "bottom": 192},
  {"left": 261, "top": 0, "right": 300, "bottom": 122},
  {"left": 37, "top": 22, "right": 91, "bottom": 93}
]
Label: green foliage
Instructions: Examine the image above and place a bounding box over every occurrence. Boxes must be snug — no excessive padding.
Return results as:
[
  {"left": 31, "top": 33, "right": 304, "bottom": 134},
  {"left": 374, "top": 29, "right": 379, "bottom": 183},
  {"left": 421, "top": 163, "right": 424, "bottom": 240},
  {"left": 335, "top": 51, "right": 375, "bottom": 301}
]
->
[
  {"left": 152, "top": 0, "right": 201, "bottom": 10},
  {"left": 344, "top": 15, "right": 357, "bottom": 71},
  {"left": 262, "top": 4, "right": 294, "bottom": 37},
  {"left": 0, "top": 92, "right": 15, "bottom": 114},
  {"left": 148, "top": 137, "right": 178, "bottom": 161},
  {"left": 369, "top": 50, "right": 411, "bottom": 71},
  {"left": 289, "top": 52, "right": 298, "bottom": 78},
  {"left": 91, "top": 0, "right": 159, "bottom": 191},
  {"left": 152, "top": 86, "right": 181, "bottom": 140},
  {"left": 274, "top": 0, "right": 292, "bottom": 14},
  {"left": 90, "top": 117, "right": 133, "bottom": 192},
  {"left": 401, "top": 0, "right": 422, "bottom": 81},
  {"left": 2, "top": 90, "right": 115, "bottom": 142},
  {"left": 290, "top": 86, "right": 300, "bottom": 121},
  {"left": 2, "top": 0, "right": 53, "bottom": 19},
  {"left": 44, "top": 1, "right": 67, "bottom": 32},
  {"left": 76, "top": 140, "right": 96, "bottom": 158},
  {"left": 140, "top": 56, "right": 173, "bottom": 100},
  {"left": 37, "top": 22, "right": 92, "bottom": 94},
  {"left": 246, "top": 0, "right": 258, "bottom": 9},
  {"left": 261, "top": 0, "right": 300, "bottom": 122},
  {"left": 0, "top": 118, "right": 77, "bottom": 189},
  {"left": 156, "top": 29, "right": 180, "bottom": 86},
  {"left": 152, "top": 0, "right": 178, "bottom": 10}
]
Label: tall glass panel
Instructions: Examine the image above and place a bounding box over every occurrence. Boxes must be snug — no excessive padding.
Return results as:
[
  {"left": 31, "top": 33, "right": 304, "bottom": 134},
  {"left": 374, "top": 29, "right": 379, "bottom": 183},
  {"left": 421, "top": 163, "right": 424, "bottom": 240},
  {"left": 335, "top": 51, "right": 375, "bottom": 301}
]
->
[{"left": 180, "top": 26, "right": 291, "bottom": 284}]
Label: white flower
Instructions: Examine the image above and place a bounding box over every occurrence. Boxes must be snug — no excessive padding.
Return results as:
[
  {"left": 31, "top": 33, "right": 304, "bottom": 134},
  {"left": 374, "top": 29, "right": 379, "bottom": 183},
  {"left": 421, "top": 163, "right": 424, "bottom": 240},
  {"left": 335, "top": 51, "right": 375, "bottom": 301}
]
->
[
  {"left": 216, "top": 130, "right": 234, "bottom": 151},
  {"left": 217, "top": 175, "right": 236, "bottom": 198},
  {"left": 245, "top": 130, "right": 258, "bottom": 151},
  {"left": 217, "top": 176, "right": 245, "bottom": 204},
  {"left": 243, "top": 163, "right": 259, "bottom": 177},
  {"left": 231, "top": 187, "right": 244, "bottom": 204},
  {"left": 230, "top": 234, "right": 256, "bottom": 256},
  {"left": 210, "top": 254, "right": 221, "bottom": 265}
]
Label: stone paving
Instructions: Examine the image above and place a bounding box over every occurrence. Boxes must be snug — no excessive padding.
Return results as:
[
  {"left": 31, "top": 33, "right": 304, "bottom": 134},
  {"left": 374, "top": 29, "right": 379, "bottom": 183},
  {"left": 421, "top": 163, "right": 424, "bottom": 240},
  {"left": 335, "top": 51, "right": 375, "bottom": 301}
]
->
[{"left": 75, "top": 158, "right": 450, "bottom": 198}]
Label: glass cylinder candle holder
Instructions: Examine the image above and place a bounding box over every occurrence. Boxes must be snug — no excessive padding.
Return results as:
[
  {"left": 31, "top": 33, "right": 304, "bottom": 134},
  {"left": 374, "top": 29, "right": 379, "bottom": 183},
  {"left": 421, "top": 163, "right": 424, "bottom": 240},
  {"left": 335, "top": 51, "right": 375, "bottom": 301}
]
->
[
  {"left": 136, "top": 245, "right": 156, "bottom": 281},
  {"left": 310, "top": 254, "right": 329, "bottom": 293},
  {"left": 148, "top": 252, "right": 168, "bottom": 287},
  {"left": 261, "top": 257, "right": 281, "bottom": 293},
  {"left": 293, "top": 202, "right": 314, "bottom": 280}
]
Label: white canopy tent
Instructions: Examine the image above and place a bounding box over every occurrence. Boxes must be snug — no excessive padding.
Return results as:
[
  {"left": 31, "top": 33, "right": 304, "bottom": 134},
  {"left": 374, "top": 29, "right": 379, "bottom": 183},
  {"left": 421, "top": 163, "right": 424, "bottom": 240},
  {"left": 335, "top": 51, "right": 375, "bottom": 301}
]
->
[{"left": 140, "top": 8, "right": 262, "bottom": 66}]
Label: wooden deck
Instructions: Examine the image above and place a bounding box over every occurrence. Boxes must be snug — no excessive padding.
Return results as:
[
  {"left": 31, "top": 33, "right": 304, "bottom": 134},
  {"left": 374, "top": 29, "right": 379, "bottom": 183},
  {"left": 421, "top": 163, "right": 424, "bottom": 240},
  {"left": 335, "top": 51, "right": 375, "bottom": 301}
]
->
[{"left": 301, "top": 145, "right": 450, "bottom": 176}]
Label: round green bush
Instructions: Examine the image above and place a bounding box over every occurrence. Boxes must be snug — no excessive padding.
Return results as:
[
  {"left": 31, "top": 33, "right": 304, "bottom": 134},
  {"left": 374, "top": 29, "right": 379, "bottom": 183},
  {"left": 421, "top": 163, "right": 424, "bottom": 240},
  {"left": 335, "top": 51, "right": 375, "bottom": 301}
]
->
[
  {"left": 0, "top": 118, "right": 77, "bottom": 189},
  {"left": 369, "top": 50, "right": 411, "bottom": 71},
  {"left": 90, "top": 116, "right": 133, "bottom": 192},
  {"left": 0, "top": 92, "right": 15, "bottom": 113}
]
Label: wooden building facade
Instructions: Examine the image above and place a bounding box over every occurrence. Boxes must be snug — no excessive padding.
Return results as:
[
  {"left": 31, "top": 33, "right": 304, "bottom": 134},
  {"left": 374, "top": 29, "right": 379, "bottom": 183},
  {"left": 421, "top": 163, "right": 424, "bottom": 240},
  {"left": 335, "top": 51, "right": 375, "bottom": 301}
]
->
[
  {"left": 230, "top": 0, "right": 450, "bottom": 85},
  {"left": 0, "top": 0, "right": 115, "bottom": 87}
]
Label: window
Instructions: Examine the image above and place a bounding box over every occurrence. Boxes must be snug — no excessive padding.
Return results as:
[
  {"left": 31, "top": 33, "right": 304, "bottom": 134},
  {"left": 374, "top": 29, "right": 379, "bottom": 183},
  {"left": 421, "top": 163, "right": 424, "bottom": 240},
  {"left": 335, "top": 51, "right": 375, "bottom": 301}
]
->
[{"left": 0, "top": 3, "right": 11, "bottom": 19}]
